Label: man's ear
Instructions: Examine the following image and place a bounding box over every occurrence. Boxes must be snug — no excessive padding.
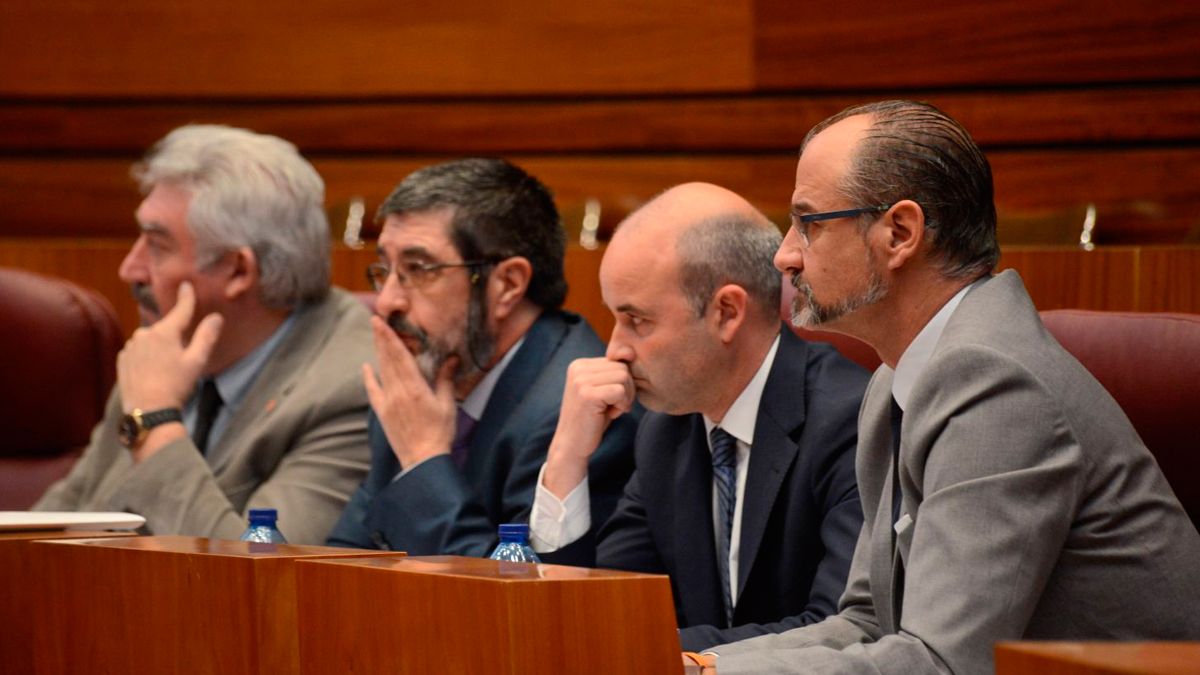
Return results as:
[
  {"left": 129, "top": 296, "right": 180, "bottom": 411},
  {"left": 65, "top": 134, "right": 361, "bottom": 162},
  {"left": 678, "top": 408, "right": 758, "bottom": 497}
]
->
[
  {"left": 880, "top": 199, "right": 925, "bottom": 271},
  {"left": 709, "top": 284, "right": 748, "bottom": 344},
  {"left": 487, "top": 256, "right": 533, "bottom": 320},
  {"left": 223, "top": 246, "right": 259, "bottom": 301}
]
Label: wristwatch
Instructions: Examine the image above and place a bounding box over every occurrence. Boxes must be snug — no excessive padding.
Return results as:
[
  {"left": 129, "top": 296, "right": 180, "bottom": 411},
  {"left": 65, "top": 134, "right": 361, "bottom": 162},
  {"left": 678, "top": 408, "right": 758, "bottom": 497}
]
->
[{"left": 118, "top": 408, "right": 183, "bottom": 449}]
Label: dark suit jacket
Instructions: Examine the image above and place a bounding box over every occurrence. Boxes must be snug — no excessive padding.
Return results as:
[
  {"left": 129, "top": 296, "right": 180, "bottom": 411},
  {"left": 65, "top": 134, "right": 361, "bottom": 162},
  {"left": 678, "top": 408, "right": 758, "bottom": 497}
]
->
[
  {"left": 327, "top": 310, "right": 638, "bottom": 556},
  {"left": 589, "top": 328, "right": 868, "bottom": 651}
]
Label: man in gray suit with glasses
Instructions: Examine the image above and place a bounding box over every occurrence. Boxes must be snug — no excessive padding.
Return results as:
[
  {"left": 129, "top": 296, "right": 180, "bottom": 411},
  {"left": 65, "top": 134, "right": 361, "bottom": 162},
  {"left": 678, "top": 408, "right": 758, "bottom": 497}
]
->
[{"left": 688, "top": 100, "right": 1200, "bottom": 675}]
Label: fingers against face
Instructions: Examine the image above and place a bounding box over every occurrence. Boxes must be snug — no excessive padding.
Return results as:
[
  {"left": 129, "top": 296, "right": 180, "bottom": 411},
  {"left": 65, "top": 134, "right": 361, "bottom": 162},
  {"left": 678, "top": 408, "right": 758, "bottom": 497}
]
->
[
  {"left": 159, "top": 280, "right": 198, "bottom": 334},
  {"left": 370, "top": 315, "right": 429, "bottom": 392},
  {"left": 569, "top": 358, "right": 636, "bottom": 416}
]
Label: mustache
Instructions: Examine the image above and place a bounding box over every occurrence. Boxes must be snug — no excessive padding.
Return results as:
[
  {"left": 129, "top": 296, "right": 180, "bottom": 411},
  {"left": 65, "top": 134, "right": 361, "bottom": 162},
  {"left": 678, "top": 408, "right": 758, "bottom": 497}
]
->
[
  {"left": 385, "top": 313, "right": 430, "bottom": 353},
  {"left": 130, "top": 283, "right": 160, "bottom": 315}
]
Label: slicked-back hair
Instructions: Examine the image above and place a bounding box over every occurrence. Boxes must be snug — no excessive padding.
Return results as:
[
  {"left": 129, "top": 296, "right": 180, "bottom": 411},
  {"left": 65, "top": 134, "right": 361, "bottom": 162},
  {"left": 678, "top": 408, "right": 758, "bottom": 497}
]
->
[
  {"left": 377, "top": 158, "right": 567, "bottom": 310},
  {"left": 676, "top": 214, "right": 783, "bottom": 320},
  {"left": 803, "top": 100, "right": 999, "bottom": 280},
  {"left": 133, "top": 124, "right": 331, "bottom": 310}
]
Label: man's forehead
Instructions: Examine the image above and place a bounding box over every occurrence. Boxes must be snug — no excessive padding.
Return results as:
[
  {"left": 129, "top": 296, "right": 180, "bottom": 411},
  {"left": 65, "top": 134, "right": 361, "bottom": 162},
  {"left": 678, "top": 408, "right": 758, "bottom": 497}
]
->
[
  {"left": 378, "top": 210, "right": 458, "bottom": 254},
  {"left": 793, "top": 115, "right": 870, "bottom": 205}
]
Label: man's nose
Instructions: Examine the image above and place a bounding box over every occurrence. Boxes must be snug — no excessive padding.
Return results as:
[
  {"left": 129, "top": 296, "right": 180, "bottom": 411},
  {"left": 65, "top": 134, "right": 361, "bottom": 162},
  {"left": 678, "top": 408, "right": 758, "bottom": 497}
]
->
[
  {"left": 774, "top": 229, "right": 805, "bottom": 274},
  {"left": 374, "top": 275, "right": 411, "bottom": 317},
  {"left": 118, "top": 236, "right": 149, "bottom": 284}
]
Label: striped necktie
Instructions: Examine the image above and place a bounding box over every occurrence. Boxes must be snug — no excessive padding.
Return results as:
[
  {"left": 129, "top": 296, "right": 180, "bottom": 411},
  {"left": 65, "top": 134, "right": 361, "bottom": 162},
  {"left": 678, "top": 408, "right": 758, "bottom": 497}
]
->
[{"left": 710, "top": 426, "right": 738, "bottom": 626}]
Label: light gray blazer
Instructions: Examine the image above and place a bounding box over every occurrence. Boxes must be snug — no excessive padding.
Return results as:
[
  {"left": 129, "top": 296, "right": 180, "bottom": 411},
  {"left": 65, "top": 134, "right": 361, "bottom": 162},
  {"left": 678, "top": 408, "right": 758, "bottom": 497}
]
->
[
  {"left": 35, "top": 288, "right": 373, "bottom": 545},
  {"left": 712, "top": 270, "right": 1200, "bottom": 674}
]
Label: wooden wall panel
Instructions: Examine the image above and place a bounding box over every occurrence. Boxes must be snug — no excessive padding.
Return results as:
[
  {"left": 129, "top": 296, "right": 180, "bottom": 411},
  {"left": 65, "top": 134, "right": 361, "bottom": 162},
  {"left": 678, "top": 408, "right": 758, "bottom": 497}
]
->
[
  {"left": 1138, "top": 247, "right": 1200, "bottom": 312},
  {"left": 754, "top": 0, "right": 1200, "bottom": 89},
  {"left": 997, "top": 247, "right": 1139, "bottom": 311},
  {"left": 4, "top": 87, "right": 1198, "bottom": 154},
  {"left": 0, "top": 0, "right": 753, "bottom": 97}
]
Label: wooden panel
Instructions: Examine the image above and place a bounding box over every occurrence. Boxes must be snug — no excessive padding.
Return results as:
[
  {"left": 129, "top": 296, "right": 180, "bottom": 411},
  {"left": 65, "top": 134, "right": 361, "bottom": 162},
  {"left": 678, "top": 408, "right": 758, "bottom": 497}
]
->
[
  {"left": 0, "top": 0, "right": 752, "bottom": 97},
  {"left": 755, "top": 0, "right": 1200, "bottom": 89},
  {"left": 0, "top": 531, "right": 133, "bottom": 675},
  {"left": 997, "top": 247, "right": 1139, "bottom": 311},
  {"left": 30, "top": 536, "right": 395, "bottom": 675},
  {"left": 3, "top": 86, "right": 1198, "bottom": 153},
  {"left": 991, "top": 150, "right": 1200, "bottom": 245},
  {"left": 995, "top": 641, "right": 1200, "bottom": 674},
  {"left": 295, "top": 555, "right": 681, "bottom": 675},
  {"left": 1138, "top": 247, "right": 1200, "bottom": 312},
  {"left": 6, "top": 150, "right": 1200, "bottom": 243}
]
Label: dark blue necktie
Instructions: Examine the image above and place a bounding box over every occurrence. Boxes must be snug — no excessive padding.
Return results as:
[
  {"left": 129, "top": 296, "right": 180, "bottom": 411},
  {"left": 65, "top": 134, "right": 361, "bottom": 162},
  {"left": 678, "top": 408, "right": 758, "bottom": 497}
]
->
[
  {"left": 450, "top": 407, "right": 477, "bottom": 469},
  {"left": 710, "top": 426, "right": 738, "bottom": 627}
]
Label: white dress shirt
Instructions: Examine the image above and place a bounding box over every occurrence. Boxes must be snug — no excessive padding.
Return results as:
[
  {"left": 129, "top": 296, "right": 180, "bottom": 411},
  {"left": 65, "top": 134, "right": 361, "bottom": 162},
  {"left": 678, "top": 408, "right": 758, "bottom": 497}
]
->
[
  {"left": 531, "top": 335, "right": 782, "bottom": 605},
  {"left": 891, "top": 280, "right": 980, "bottom": 411}
]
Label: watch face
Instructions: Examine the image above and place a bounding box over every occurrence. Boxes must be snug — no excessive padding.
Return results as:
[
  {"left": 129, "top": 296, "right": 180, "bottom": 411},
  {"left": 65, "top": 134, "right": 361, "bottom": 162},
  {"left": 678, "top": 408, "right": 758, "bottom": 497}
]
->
[{"left": 118, "top": 414, "right": 141, "bottom": 448}]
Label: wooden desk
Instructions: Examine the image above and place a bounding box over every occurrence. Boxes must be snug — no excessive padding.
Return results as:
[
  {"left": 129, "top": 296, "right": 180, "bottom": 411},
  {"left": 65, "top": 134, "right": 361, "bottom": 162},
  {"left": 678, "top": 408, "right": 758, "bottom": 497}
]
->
[
  {"left": 0, "top": 530, "right": 134, "bottom": 675},
  {"left": 996, "top": 642, "right": 1200, "bottom": 674},
  {"left": 29, "top": 536, "right": 395, "bottom": 675},
  {"left": 296, "top": 555, "right": 683, "bottom": 675}
]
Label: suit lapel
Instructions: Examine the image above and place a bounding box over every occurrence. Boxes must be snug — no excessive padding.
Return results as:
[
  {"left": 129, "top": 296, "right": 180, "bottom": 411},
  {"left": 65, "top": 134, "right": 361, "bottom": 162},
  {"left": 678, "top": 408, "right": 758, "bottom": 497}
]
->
[
  {"left": 467, "top": 311, "right": 567, "bottom": 469},
  {"left": 206, "top": 292, "right": 340, "bottom": 473},
  {"left": 671, "top": 415, "right": 726, "bottom": 627},
  {"left": 735, "top": 329, "right": 809, "bottom": 601}
]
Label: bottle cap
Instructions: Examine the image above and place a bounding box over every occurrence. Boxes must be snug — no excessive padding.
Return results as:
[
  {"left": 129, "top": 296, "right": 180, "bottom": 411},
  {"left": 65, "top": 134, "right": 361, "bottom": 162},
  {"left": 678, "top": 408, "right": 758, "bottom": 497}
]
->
[
  {"left": 248, "top": 508, "right": 278, "bottom": 525},
  {"left": 498, "top": 523, "right": 529, "bottom": 539}
]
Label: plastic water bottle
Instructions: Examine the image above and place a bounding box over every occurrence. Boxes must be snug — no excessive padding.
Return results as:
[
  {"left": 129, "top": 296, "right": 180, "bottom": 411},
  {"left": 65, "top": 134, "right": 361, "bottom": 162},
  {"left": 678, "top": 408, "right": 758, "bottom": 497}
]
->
[
  {"left": 487, "top": 523, "right": 540, "bottom": 562},
  {"left": 239, "top": 508, "right": 287, "bottom": 543}
]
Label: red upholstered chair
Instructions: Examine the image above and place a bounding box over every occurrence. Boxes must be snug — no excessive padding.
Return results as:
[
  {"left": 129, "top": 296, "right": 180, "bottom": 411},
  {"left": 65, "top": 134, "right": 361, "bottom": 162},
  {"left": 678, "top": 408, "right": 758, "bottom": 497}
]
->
[
  {"left": 1040, "top": 309, "right": 1200, "bottom": 527},
  {"left": 0, "top": 268, "right": 124, "bottom": 509}
]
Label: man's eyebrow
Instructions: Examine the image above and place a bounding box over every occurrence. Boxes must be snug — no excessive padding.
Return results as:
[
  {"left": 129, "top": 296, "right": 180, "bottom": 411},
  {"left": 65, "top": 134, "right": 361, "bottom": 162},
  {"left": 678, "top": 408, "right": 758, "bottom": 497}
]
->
[
  {"left": 789, "top": 199, "right": 816, "bottom": 218},
  {"left": 614, "top": 302, "right": 648, "bottom": 315},
  {"left": 375, "top": 244, "right": 434, "bottom": 260},
  {"left": 139, "top": 222, "right": 171, "bottom": 237}
]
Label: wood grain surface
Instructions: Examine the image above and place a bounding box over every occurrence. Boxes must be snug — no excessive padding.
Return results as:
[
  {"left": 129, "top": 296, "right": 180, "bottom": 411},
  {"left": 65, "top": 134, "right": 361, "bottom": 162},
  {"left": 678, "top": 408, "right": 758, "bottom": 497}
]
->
[
  {"left": 29, "top": 536, "right": 394, "bottom": 675},
  {"left": 295, "top": 555, "right": 682, "bottom": 675}
]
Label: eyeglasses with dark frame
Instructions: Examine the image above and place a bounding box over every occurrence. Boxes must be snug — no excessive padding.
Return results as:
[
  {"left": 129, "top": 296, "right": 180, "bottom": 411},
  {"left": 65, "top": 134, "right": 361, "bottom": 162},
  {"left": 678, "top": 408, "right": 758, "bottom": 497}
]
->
[
  {"left": 791, "top": 204, "right": 893, "bottom": 246},
  {"left": 365, "top": 258, "right": 494, "bottom": 292}
]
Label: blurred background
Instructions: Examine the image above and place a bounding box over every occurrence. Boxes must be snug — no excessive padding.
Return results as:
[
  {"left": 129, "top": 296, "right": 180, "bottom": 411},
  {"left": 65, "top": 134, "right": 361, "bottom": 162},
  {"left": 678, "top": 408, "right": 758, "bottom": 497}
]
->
[{"left": 1, "top": 0, "right": 1198, "bottom": 339}]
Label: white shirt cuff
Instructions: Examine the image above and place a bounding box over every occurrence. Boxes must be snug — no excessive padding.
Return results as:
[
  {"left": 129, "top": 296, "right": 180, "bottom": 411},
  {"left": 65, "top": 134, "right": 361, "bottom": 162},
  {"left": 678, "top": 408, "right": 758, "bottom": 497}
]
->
[{"left": 529, "top": 463, "right": 591, "bottom": 553}]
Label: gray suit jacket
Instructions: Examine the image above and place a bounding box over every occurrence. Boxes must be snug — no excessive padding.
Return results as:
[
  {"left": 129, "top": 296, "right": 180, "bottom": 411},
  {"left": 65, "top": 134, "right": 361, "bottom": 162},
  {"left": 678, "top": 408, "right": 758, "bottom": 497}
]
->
[
  {"left": 35, "top": 288, "right": 374, "bottom": 545},
  {"left": 712, "top": 270, "right": 1200, "bottom": 674}
]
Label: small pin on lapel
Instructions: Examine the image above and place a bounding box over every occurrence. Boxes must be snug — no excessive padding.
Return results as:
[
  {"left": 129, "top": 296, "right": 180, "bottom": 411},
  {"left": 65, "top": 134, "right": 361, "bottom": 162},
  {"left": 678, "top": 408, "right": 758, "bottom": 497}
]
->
[{"left": 264, "top": 399, "right": 277, "bottom": 413}]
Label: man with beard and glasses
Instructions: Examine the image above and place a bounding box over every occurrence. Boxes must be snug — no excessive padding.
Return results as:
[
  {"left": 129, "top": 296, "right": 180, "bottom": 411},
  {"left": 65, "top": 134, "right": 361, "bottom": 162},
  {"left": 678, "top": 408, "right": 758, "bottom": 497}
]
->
[
  {"left": 326, "top": 158, "right": 639, "bottom": 556},
  {"left": 684, "top": 101, "right": 1200, "bottom": 675},
  {"left": 34, "top": 125, "right": 373, "bottom": 545},
  {"left": 528, "top": 183, "right": 868, "bottom": 652}
]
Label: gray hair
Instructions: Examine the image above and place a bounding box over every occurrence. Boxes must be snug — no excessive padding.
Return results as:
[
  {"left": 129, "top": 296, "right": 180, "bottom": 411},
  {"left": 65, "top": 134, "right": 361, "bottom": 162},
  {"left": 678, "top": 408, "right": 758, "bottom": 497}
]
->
[
  {"left": 676, "top": 214, "right": 783, "bottom": 319},
  {"left": 133, "top": 124, "right": 331, "bottom": 310},
  {"left": 803, "top": 100, "right": 999, "bottom": 280}
]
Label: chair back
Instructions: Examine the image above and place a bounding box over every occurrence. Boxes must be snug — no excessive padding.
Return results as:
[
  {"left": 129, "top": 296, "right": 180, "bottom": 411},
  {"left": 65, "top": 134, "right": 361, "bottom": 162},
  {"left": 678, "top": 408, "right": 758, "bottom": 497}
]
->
[
  {"left": 1041, "top": 309, "right": 1200, "bottom": 526},
  {"left": 0, "top": 268, "right": 124, "bottom": 509}
]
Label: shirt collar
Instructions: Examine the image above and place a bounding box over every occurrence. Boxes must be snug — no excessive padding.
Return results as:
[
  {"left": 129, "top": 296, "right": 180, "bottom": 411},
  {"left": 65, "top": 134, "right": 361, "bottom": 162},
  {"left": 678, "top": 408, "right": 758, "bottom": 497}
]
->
[
  {"left": 207, "top": 312, "right": 297, "bottom": 409},
  {"left": 892, "top": 279, "right": 983, "bottom": 411},
  {"left": 702, "top": 333, "right": 781, "bottom": 447},
  {"left": 460, "top": 336, "right": 525, "bottom": 421}
]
